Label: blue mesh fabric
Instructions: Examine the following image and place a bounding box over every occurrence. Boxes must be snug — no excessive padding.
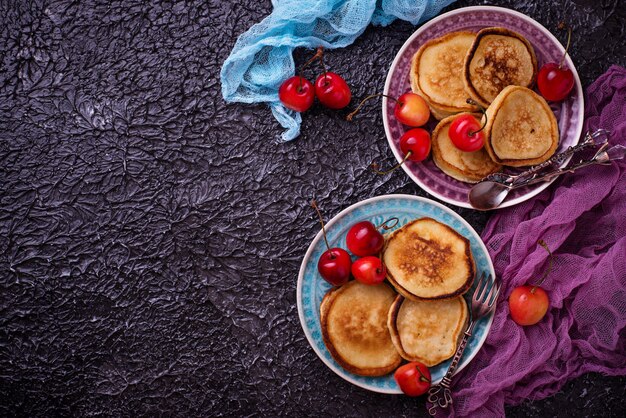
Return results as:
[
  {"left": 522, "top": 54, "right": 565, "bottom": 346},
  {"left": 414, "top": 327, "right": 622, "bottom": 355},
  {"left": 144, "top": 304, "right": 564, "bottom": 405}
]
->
[{"left": 220, "top": 0, "right": 457, "bottom": 141}]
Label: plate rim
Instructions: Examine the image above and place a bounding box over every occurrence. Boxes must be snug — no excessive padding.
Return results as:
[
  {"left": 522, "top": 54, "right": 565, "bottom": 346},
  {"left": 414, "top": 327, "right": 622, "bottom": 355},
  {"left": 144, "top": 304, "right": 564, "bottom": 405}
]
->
[
  {"left": 382, "top": 5, "right": 585, "bottom": 209},
  {"left": 296, "top": 194, "right": 496, "bottom": 394}
]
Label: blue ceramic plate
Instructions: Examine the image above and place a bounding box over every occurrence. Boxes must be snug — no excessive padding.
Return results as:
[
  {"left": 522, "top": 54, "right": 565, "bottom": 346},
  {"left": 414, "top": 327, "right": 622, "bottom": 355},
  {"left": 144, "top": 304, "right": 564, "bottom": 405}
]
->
[{"left": 297, "top": 195, "right": 495, "bottom": 393}]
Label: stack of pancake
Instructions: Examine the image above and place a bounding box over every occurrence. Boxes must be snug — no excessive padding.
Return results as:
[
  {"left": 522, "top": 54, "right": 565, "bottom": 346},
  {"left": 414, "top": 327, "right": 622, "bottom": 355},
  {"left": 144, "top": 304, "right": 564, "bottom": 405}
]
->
[
  {"left": 319, "top": 217, "right": 474, "bottom": 376},
  {"left": 410, "top": 27, "right": 559, "bottom": 181}
]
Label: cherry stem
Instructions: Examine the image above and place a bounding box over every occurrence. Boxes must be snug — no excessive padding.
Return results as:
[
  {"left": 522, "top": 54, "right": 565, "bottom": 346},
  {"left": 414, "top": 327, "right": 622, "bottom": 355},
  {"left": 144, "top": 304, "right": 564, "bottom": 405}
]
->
[
  {"left": 347, "top": 94, "right": 401, "bottom": 121},
  {"left": 531, "top": 239, "right": 553, "bottom": 292},
  {"left": 320, "top": 53, "right": 328, "bottom": 84},
  {"left": 311, "top": 200, "right": 331, "bottom": 252},
  {"left": 559, "top": 25, "right": 572, "bottom": 69},
  {"left": 377, "top": 217, "right": 399, "bottom": 230},
  {"left": 299, "top": 47, "right": 324, "bottom": 72},
  {"left": 370, "top": 151, "right": 412, "bottom": 175},
  {"left": 416, "top": 365, "right": 431, "bottom": 383},
  {"left": 297, "top": 47, "right": 324, "bottom": 92},
  {"left": 466, "top": 98, "right": 488, "bottom": 136}
]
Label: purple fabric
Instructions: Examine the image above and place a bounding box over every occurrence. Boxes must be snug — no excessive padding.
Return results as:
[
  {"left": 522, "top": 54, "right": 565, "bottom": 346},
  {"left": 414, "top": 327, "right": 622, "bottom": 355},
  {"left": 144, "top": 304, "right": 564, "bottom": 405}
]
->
[{"left": 440, "top": 66, "right": 626, "bottom": 417}]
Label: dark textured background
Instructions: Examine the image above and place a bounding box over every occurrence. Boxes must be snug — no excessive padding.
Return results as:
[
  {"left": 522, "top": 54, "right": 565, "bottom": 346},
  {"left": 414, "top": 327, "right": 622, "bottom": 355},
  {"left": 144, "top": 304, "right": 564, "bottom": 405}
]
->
[{"left": 1, "top": 0, "right": 624, "bottom": 416}]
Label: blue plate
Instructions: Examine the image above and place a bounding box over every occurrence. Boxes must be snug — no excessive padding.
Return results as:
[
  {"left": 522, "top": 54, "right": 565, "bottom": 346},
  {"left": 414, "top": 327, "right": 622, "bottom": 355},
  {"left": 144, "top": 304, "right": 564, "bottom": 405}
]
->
[{"left": 297, "top": 195, "right": 495, "bottom": 393}]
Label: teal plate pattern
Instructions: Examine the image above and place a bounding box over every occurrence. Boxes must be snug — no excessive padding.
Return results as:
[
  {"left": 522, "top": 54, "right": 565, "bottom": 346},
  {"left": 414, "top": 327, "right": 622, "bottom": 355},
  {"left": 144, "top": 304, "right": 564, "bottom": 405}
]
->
[{"left": 297, "top": 195, "right": 496, "bottom": 394}]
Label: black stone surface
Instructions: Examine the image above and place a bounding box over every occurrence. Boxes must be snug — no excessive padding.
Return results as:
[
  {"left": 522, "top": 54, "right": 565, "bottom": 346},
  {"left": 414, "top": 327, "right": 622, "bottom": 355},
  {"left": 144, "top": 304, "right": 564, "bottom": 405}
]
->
[{"left": 1, "top": 0, "right": 624, "bottom": 416}]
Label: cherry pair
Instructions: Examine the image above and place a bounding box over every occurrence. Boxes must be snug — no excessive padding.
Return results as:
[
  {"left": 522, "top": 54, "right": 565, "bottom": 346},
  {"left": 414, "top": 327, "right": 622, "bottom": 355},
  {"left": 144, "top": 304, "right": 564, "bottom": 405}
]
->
[
  {"left": 278, "top": 48, "right": 351, "bottom": 112},
  {"left": 347, "top": 91, "right": 433, "bottom": 174},
  {"left": 347, "top": 220, "right": 390, "bottom": 286}
]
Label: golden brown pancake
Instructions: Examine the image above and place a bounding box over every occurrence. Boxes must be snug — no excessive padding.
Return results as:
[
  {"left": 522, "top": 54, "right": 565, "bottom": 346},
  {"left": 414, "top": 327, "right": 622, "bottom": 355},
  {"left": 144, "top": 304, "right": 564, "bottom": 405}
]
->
[
  {"left": 484, "top": 85, "right": 559, "bottom": 167},
  {"left": 410, "top": 31, "right": 479, "bottom": 120},
  {"left": 320, "top": 281, "right": 402, "bottom": 376},
  {"left": 463, "top": 27, "right": 537, "bottom": 107},
  {"left": 383, "top": 218, "right": 474, "bottom": 301},
  {"left": 387, "top": 295, "right": 469, "bottom": 366},
  {"left": 432, "top": 113, "right": 502, "bottom": 183}
]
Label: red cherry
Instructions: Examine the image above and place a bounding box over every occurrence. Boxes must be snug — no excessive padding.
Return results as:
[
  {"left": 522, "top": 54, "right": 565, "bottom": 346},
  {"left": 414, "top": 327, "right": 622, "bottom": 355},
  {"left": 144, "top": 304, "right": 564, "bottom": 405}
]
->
[
  {"left": 371, "top": 128, "right": 430, "bottom": 175},
  {"left": 508, "top": 285, "right": 549, "bottom": 325},
  {"left": 537, "top": 63, "right": 574, "bottom": 102},
  {"left": 315, "top": 72, "right": 351, "bottom": 109},
  {"left": 311, "top": 200, "right": 352, "bottom": 286},
  {"left": 394, "top": 361, "right": 431, "bottom": 397},
  {"left": 318, "top": 248, "right": 352, "bottom": 286},
  {"left": 394, "top": 93, "right": 430, "bottom": 127},
  {"left": 400, "top": 128, "right": 431, "bottom": 162},
  {"left": 346, "top": 221, "right": 384, "bottom": 256},
  {"left": 448, "top": 114, "right": 485, "bottom": 152},
  {"left": 508, "top": 240, "right": 553, "bottom": 326},
  {"left": 346, "top": 92, "right": 430, "bottom": 127},
  {"left": 279, "top": 76, "right": 315, "bottom": 112},
  {"left": 351, "top": 256, "right": 386, "bottom": 285}
]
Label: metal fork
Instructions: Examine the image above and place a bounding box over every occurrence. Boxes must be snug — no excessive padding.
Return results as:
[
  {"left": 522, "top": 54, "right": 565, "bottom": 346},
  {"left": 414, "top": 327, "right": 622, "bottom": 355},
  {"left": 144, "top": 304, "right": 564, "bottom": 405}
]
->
[{"left": 427, "top": 272, "right": 501, "bottom": 416}]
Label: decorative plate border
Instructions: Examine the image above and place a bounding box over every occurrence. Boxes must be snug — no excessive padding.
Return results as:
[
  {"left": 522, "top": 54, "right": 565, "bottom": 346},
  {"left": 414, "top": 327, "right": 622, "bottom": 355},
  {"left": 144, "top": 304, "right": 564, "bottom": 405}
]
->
[
  {"left": 297, "top": 195, "right": 496, "bottom": 393},
  {"left": 382, "top": 6, "right": 584, "bottom": 209}
]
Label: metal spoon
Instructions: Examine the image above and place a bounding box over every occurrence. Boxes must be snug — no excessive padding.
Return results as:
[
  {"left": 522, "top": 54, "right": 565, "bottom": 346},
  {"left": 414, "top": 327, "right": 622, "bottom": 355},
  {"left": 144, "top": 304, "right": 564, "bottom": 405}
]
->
[{"left": 469, "top": 143, "right": 624, "bottom": 210}]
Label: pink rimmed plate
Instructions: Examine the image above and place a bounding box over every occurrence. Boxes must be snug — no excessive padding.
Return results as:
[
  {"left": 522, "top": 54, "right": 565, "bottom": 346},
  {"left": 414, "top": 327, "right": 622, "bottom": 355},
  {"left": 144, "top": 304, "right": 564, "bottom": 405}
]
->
[{"left": 383, "top": 6, "right": 584, "bottom": 209}]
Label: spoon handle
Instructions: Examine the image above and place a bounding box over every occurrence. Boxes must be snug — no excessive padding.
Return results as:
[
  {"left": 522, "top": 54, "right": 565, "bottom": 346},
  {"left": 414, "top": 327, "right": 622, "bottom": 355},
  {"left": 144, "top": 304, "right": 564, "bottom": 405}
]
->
[
  {"left": 483, "top": 129, "right": 609, "bottom": 186},
  {"left": 512, "top": 129, "right": 608, "bottom": 185},
  {"left": 521, "top": 143, "right": 612, "bottom": 187}
]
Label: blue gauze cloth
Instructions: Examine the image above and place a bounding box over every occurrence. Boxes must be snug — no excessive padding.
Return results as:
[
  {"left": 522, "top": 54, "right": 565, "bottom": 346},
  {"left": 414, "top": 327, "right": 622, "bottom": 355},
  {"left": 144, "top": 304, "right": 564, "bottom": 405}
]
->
[{"left": 220, "top": 0, "right": 457, "bottom": 141}]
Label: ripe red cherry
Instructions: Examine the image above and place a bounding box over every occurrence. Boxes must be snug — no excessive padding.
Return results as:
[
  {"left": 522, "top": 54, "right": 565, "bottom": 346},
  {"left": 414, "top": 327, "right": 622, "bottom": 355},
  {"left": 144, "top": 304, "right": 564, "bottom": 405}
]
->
[
  {"left": 311, "top": 200, "right": 351, "bottom": 286},
  {"left": 394, "top": 93, "right": 430, "bottom": 127},
  {"left": 537, "top": 25, "right": 575, "bottom": 102},
  {"left": 508, "top": 240, "right": 553, "bottom": 326},
  {"left": 509, "top": 285, "right": 550, "bottom": 326},
  {"left": 537, "top": 63, "right": 574, "bottom": 102},
  {"left": 351, "top": 256, "right": 386, "bottom": 285},
  {"left": 315, "top": 72, "right": 351, "bottom": 109},
  {"left": 371, "top": 128, "right": 431, "bottom": 175},
  {"left": 346, "top": 221, "right": 384, "bottom": 256},
  {"left": 346, "top": 92, "right": 430, "bottom": 127},
  {"left": 400, "top": 128, "right": 431, "bottom": 162},
  {"left": 279, "top": 76, "right": 315, "bottom": 112},
  {"left": 394, "top": 361, "right": 431, "bottom": 397},
  {"left": 448, "top": 114, "right": 485, "bottom": 152},
  {"left": 318, "top": 248, "right": 352, "bottom": 286}
]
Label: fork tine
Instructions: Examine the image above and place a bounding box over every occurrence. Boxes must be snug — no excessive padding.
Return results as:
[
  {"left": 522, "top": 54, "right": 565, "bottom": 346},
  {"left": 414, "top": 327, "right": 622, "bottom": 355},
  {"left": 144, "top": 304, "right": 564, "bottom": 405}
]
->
[
  {"left": 493, "top": 281, "right": 502, "bottom": 305},
  {"left": 474, "top": 272, "right": 488, "bottom": 302},
  {"left": 483, "top": 277, "right": 496, "bottom": 305},
  {"left": 486, "top": 279, "right": 500, "bottom": 307}
]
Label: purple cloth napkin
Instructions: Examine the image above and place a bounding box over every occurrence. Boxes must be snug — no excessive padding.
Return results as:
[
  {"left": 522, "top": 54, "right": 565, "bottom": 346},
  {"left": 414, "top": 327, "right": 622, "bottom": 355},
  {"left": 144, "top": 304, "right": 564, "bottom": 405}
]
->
[{"left": 438, "top": 65, "right": 626, "bottom": 417}]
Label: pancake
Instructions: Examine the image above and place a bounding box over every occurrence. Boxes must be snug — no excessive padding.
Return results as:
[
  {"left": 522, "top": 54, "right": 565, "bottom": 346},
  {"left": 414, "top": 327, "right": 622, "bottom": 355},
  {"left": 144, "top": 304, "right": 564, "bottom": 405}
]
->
[
  {"left": 387, "top": 295, "right": 469, "bottom": 366},
  {"left": 320, "top": 281, "right": 402, "bottom": 376},
  {"left": 383, "top": 218, "right": 474, "bottom": 301},
  {"left": 463, "top": 27, "right": 537, "bottom": 107},
  {"left": 484, "top": 85, "right": 559, "bottom": 167},
  {"left": 410, "top": 31, "right": 479, "bottom": 120},
  {"left": 431, "top": 113, "right": 502, "bottom": 183}
]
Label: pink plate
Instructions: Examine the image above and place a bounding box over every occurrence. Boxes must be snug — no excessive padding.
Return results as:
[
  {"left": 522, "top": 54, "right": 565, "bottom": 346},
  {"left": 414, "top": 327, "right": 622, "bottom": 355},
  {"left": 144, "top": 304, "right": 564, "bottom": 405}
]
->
[{"left": 383, "top": 6, "right": 584, "bottom": 209}]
